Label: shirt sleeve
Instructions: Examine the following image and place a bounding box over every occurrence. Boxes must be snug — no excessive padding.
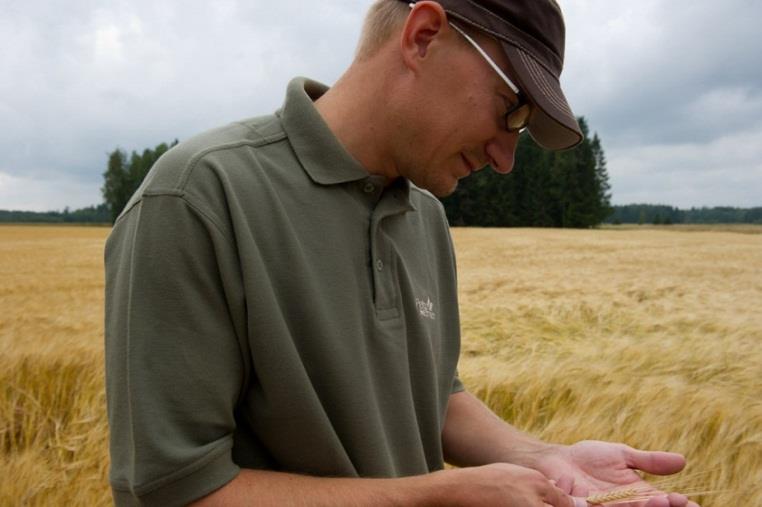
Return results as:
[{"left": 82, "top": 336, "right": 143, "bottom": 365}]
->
[
  {"left": 105, "top": 193, "right": 247, "bottom": 507},
  {"left": 451, "top": 372, "right": 465, "bottom": 394}
]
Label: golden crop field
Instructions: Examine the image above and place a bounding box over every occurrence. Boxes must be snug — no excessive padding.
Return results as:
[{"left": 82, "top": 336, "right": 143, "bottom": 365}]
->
[{"left": 1, "top": 224, "right": 761, "bottom": 506}]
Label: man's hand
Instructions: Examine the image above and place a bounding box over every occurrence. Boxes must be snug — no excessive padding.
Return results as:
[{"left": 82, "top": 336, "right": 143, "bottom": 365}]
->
[
  {"left": 533, "top": 440, "right": 700, "bottom": 507},
  {"left": 188, "top": 464, "right": 585, "bottom": 507},
  {"left": 438, "top": 463, "right": 586, "bottom": 507}
]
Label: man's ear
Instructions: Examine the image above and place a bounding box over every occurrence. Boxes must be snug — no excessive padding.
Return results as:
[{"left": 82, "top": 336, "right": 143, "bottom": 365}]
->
[{"left": 399, "top": 1, "right": 449, "bottom": 71}]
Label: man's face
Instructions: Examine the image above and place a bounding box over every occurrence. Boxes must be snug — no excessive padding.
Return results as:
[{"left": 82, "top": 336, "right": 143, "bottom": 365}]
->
[{"left": 394, "top": 27, "right": 523, "bottom": 197}]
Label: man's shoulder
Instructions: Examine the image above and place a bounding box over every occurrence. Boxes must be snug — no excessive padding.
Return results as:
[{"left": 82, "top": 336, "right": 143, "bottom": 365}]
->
[
  {"left": 115, "top": 113, "right": 289, "bottom": 222},
  {"left": 148, "top": 114, "right": 286, "bottom": 191}
]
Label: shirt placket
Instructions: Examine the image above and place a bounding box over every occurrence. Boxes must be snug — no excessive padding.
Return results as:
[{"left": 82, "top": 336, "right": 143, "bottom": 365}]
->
[{"left": 361, "top": 177, "right": 411, "bottom": 320}]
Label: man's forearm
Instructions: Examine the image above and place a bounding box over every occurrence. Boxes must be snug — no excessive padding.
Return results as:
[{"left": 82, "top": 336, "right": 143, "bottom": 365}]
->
[
  {"left": 442, "top": 390, "right": 560, "bottom": 469},
  {"left": 188, "top": 468, "right": 447, "bottom": 507},
  {"left": 190, "top": 391, "right": 563, "bottom": 507},
  {"left": 189, "top": 463, "right": 579, "bottom": 507}
]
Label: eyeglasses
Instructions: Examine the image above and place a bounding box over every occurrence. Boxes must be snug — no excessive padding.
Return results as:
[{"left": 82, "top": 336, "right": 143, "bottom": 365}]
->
[{"left": 448, "top": 22, "right": 532, "bottom": 133}]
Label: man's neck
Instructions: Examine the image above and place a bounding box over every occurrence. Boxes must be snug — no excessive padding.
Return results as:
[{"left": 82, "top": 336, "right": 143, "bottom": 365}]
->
[{"left": 314, "top": 60, "right": 400, "bottom": 183}]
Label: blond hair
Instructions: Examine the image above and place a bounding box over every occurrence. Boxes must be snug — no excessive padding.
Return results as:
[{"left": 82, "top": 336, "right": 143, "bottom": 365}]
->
[
  {"left": 355, "top": 1, "right": 483, "bottom": 62},
  {"left": 355, "top": 0, "right": 410, "bottom": 61}
]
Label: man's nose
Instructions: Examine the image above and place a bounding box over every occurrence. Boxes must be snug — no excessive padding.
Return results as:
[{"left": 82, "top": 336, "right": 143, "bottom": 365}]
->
[{"left": 485, "top": 130, "right": 520, "bottom": 174}]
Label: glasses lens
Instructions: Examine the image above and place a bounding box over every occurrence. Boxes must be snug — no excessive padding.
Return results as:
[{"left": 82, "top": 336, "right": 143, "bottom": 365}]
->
[{"left": 507, "top": 104, "right": 531, "bottom": 131}]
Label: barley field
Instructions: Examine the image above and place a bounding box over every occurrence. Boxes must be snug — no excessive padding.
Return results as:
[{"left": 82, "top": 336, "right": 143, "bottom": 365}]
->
[{"left": 1, "top": 224, "right": 760, "bottom": 506}]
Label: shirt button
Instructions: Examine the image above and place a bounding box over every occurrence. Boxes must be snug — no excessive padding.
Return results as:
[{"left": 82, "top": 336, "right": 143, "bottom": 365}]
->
[
  {"left": 364, "top": 183, "right": 375, "bottom": 193},
  {"left": 376, "top": 259, "right": 384, "bottom": 271}
]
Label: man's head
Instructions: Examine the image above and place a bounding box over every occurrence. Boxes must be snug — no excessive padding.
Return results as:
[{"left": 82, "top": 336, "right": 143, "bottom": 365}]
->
[
  {"left": 335, "top": 0, "right": 580, "bottom": 196},
  {"left": 359, "top": 0, "right": 581, "bottom": 147}
]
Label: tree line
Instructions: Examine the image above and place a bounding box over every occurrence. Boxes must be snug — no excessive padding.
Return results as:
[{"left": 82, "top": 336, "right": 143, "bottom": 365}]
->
[
  {"left": 0, "top": 204, "right": 110, "bottom": 223},
  {"left": 441, "top": 117, "right": 612, "bottom": 228},
  {"left": 96, "top": 118, "right": 612, "bottom": 228},
  {"left": 0, "top": 140, "right": 177, "bottom": 224},
  {"left": 607, "top": 204, "right": 762, "bottom": 225},
  {"left": 6, "top": 116, "right": 758, "bottom": 227},
  {"left": 101, "top": 140, "right": 179, "bottom": 223}
]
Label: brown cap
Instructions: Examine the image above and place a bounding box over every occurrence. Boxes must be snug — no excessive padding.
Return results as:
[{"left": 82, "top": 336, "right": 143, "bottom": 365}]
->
[{"left": 403, "top": 0, "right": 582, "bottom": 150}]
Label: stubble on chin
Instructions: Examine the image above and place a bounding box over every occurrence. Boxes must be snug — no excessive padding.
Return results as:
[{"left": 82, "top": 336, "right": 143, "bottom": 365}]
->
[
  {"left": 426, "top": 178, "right": 458, "bottom": 198},
  {"left": 401, "top": 161, "right": 460, "bottom": 198}
]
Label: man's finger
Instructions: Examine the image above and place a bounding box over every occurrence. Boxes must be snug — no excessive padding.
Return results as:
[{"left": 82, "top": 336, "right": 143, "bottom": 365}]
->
[
  {"left": 625, "top": 448, "right": 686, "bottom": 475},
  {"left": 571, "top": 496, "right": 588, "bottom": 507},
  {"left": 666, "top": 492, "right": 689, "bottom": 506},
  {"left": 543, "top": 484, "right": 579, "bottom": 507},
  {"left": 555, "top": 475, "right": 574, "bottom": 494},
  {"left": 571, "top": 483, "right": 589, "bottom": 498},
  {"left": 644, "top": 496, "right": 671, "bottom": 507},
  {"left": 644, "top": 492, "right": 690, "bottom": 507}
]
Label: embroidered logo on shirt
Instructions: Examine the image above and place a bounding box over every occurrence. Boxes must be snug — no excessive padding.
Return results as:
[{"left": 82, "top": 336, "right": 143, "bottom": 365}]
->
[{"left": 415, "top": 297, "right": 436, "bottom": 320}]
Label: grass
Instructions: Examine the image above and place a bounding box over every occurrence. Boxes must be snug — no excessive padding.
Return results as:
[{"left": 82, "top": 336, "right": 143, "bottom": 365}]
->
[
  {"left": 1, "top": 224, "right": 760, "bottom": 505},
  {"left": 0, "top": 225, "right": 111, "bottom": 506},
  {"left": 452, "top": 227, "right": 762, "bottom": 506}
]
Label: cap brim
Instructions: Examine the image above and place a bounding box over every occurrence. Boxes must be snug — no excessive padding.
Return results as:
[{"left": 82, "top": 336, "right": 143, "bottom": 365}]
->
[{"left": 500, "top": 42, "right": 583, "bottom": 151}]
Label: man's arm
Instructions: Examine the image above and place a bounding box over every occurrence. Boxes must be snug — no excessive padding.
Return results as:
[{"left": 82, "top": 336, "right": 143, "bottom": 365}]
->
[
  {"left": 442, "top": 390, "right": 699, "bottom": 507},
  {"left": 189, "top": 464, "right": 579, "bottom": 507},
  {"left": 188, "top": 470, "right": 436, "bottom": 507},
  {"left": 442, "top": 389, "right": 558, "bottom": 469},
  {"left": 185, "top": 392, "right": 581, "bottom": 507}
]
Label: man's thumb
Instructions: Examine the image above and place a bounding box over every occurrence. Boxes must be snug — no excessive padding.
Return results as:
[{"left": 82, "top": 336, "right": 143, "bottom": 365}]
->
[{"left": 626, "top": 448, "right": 686, "bottom": 475}]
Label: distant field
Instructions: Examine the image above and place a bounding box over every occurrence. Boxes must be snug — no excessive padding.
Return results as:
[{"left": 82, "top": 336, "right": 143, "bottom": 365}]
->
[
  {"left": 601, "top": 223, "right": 762, "bottom": 234},
  {"left": 1, "top": 225, "right": 760, "bottom": 506}
]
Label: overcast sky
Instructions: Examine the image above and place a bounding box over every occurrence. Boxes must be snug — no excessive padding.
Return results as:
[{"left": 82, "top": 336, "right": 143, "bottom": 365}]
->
[{"left": 1, "top": 0, "right": 761, "bottom": 211}]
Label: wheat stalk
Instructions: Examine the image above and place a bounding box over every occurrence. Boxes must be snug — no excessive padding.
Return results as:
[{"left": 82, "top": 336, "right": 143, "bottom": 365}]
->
[
  {"left": 585, "top": 482, "right": 730, "bottom": 506},
  {"left": 586, "top": 486, "right": 655, "bottom": 505}
]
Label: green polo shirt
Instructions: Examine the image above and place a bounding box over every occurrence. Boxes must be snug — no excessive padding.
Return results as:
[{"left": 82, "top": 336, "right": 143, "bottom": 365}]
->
[{"left": 105, "top": 77, "right": 464, "bottom": 507}]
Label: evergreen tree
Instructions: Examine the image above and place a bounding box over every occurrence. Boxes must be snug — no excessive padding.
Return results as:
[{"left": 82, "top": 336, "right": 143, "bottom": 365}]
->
[
  {"left": 440, "top": 116, "right": 612, "bottom": 228},
  {"left": 517, "top": 133, "right": 554, "bottom": 227},
  {"left": 126, "top": 150, "right": 146, "bottom": 195},
  {"left": 591, "top": 133, "right": 613, "bottom": 223},
  {"left": 101, "top": 141, "right": 179, "bottom": 224},
  {"left": 101, "top": 149, "right": 129, "bottom": 223}
]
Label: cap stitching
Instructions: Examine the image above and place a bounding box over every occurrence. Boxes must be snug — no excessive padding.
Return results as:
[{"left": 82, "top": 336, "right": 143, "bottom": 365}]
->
[
  {"left": 519, "top": 50, "right": 567, "bottom": 112},
  {"left": 533, "top": 61, "right": 572, "bottom": 116},
  {"left": 448, "top": 12, "right": 560, "bottom": 79},
  {"left": 521, "top": 52, "right": 562, "bottom": 110},
  {"left": 519, "top": 50, "right": 572, "bottom": 116},
  {"left": 527, "top": 62, "right": 572, "bottom": 117},
  {"left": 450, "top": 13, "right": 553, "bottom": 74},
  {"left": 456, "top": 0, "right": 562, "bottom": 71}
]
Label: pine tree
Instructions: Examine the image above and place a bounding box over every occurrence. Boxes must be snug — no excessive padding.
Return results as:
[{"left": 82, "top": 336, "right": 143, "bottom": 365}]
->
[
  {"left": 591, "top": 133, "right": 613, "bottom": 223},
  {"left": 101, "top": 141, "right": 179, "bottom": 224},
  {"left": 440, "top": 116, "right": 612, "bottom": 228},
  {"left": 101, "top": 149, "right": 129, "bottom": 223}
]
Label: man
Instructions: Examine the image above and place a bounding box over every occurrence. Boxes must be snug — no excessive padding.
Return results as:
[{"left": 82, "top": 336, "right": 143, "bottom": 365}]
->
[{"left": 104, "top": 1, "right": 699, "bottom": 506}]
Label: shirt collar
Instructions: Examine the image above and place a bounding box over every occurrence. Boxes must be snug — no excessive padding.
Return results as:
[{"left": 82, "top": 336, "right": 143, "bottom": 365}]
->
[{"left": 277, "top": 77, "right": 370, "bottom": 186}]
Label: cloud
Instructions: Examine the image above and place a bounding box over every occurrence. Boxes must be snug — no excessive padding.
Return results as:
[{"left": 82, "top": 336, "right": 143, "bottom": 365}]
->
[
  {"left": 0, "top": 0, "right": 760, "bottom": 210},
  {"left": 0, "top": 2, "right": 364, "bottom": 179},
  {"left": 560, "top": 0, "right": 762, "bottom": 206},
  {"left": 609, "top": 125, "right": 762, "bottom": 207},
  {"left": 564, "top": 0, "right": 762, "bottom": 145},
  {"left": 0, "top": 171, "right": 102, "bottom": 212}
]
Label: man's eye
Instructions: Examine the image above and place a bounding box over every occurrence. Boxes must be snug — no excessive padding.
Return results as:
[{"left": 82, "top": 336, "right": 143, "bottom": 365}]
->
[{"left": 502, "top": 96, "right": 518, "bottom": 113}]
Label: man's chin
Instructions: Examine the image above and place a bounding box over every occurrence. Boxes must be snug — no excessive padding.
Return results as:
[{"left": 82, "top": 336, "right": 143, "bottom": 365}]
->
[
  {"left": 408, "top": 173, "right": 459, "bottom": 198},
  {"left": 429, "top": 180, "right": 458, "bottom": 198}
]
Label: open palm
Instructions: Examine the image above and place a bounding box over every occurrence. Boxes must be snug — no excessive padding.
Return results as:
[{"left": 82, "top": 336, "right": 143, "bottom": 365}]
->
[{"left": 534, "top": 440, "right": 700, "bottom": 507}]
